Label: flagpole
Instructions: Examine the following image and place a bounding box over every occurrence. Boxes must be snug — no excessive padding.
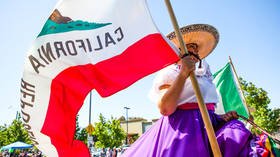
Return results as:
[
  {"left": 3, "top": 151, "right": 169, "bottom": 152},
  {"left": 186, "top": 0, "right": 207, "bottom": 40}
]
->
[
  {"left": 89, "top": 91, "right": 92, "bottom": 124},
  {"left": 238, "top": 115, "right": 280, "bottom": 144},
  {"left": 228, "top": 56, "right": 251, "bottom": 116},
  {"left": 229, "top": 57, "right": 280, "bottom": 144},
  {"left": 87, "top": 91, "right": 94, "bottom": 153},
  {"left": 164, "top": 1, "right": 222, "bottom": 156}
]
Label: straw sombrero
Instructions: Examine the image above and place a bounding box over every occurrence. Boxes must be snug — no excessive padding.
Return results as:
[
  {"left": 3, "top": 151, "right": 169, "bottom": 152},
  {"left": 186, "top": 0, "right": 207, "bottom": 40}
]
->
[{"left": 166, "top": 24, "right": 219, "bottom": 59}]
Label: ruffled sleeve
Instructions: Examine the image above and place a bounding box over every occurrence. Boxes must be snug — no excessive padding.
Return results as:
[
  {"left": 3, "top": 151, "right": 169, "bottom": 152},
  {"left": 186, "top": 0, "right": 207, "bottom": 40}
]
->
[{"left": 148, "top": 65, "right": 178, "bottom": 104}]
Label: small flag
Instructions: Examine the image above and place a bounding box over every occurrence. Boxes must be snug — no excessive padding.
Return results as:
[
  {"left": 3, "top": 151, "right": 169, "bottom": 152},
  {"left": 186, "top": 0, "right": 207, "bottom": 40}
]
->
[
  {"left": 20, "top": 0, "right": 179, "bottom": 156},
  {"left": 268, "top": 136, "right": 280, "bottom": 157},
  {"left": 257, "top": 134, "right": 280, "bottom": 157},
  {"left": 213, "top": 62, "right": 249, "bottom": 118}
]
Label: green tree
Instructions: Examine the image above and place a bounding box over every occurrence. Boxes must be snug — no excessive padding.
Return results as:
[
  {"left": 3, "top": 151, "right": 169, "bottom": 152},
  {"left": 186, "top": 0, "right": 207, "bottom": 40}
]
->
[
  {"left": 268, "top": 108, "right": 280, "bottom": 132},
  {"left": 0, "top": 125, "right": 8, "bottom": 146},
  {"left": 129, "top": 134, "right": 139, "bottom": 144},
  {"left": 93, "top": 114, "right": 126, "bottom": 148},
  {"left": 75, "top": 115, "right": 87, "bottom": 143},
  {"left": 7, "top": 119, "right": 32, "bottom": 144},
  {"left": 0, "top": 117, "right": 32, "bottom": 147},
  {"left": 240, "top": 78, "right": 280, "bottom": 133},
  {"left": 79, "top": 128, "right": 88, "bottom": 142}
]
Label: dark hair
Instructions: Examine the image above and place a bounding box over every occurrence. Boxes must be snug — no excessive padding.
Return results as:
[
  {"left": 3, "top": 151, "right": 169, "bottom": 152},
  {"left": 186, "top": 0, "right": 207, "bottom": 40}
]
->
[{"left": 186, "top": 43, "right": 198, "bottom": 49}]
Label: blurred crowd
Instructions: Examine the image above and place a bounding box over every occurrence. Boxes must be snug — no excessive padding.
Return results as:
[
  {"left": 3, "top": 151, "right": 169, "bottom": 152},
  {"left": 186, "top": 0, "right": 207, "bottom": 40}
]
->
[
  {"left": 92, "top": 147, "right": 128, "bottom": 157},
  {"left": 0, "top": 150, "right": 42, "bottom": 157}
]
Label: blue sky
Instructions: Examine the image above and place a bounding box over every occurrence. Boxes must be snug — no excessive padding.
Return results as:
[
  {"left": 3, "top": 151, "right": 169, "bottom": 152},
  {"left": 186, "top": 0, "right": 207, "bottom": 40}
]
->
[{"left": 0, "top": 0, "right": 279, "bottom": 128}]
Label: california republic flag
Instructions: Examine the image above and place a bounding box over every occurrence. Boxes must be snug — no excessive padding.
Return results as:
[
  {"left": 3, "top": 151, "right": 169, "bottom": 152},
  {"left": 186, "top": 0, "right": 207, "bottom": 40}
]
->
[{"left": 20, "top": 0, "right": 179, "bottom": 156}]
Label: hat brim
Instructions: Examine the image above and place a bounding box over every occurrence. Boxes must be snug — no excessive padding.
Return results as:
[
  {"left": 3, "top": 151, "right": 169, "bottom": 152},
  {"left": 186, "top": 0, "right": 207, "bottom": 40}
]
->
[{"left": 166, "top": 24, "right": 219, "bottom": 59}]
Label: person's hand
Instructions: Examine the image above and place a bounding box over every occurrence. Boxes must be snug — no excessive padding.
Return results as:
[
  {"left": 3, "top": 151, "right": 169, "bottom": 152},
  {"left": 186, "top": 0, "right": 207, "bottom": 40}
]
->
[
  {"left": 220, "top": 111, "right": 239, "bottom": 122},
  {"left": 179, "top": 55, "right": 196, "bottom": 78}
]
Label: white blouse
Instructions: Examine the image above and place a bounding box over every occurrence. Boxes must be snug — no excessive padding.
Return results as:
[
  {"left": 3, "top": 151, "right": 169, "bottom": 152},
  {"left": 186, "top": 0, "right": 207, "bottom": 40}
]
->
[{"left": 149, "top": 60, "right": 219, "bottom": 106}]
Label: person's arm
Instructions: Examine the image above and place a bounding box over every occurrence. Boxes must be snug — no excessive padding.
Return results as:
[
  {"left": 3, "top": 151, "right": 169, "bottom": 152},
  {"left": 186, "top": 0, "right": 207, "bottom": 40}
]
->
[
  {"left": 157, "top": 56, "right": 196, "bottom": 116},
  {"left": 219, "top": 111, "right": 239, "bottom": 122}
]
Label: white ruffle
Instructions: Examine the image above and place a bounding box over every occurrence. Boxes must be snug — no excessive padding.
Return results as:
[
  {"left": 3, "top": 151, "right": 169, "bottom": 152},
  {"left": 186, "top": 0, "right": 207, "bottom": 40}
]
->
[{"left": 148, "top": 60, "right": 218, "bottom": 105}]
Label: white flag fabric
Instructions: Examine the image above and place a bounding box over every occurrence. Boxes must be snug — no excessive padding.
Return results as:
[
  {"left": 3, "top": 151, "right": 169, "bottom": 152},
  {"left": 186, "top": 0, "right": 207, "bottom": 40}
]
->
[{"left": 20, "top": 0, "right": 179, "bottom": 156}]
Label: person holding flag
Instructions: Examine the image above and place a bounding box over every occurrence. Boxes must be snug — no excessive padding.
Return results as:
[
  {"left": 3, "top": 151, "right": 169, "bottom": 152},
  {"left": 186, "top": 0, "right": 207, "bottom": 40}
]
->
[
  {"left": 122, "top": 24, "right": 269, "bottom": 157},
  {"left": 20, "top": 0, "right": 277, "bottom": 156}
]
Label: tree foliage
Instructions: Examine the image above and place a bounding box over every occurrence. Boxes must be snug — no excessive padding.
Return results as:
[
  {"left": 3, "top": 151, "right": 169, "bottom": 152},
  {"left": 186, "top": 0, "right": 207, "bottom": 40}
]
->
[
  {"left": 75, "top": 115, "right": 87, "bottom": 143},
  {"left": 0, "top": 125, "right": 9, "bottom": 147},
  {"left": 93, "top": 114, "right": 126, "bottom": 148},
  {"left": 0, "top": 115, "right": 32, "bottom": 147},
  {"left": 240, "top": 78, "right": 280, "bottom": 133}
]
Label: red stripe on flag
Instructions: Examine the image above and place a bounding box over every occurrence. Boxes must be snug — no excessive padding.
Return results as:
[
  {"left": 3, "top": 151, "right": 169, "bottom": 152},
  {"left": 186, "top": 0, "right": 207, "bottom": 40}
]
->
[{"left": 41, "top": 33, "right": 178, "bottom": 156}]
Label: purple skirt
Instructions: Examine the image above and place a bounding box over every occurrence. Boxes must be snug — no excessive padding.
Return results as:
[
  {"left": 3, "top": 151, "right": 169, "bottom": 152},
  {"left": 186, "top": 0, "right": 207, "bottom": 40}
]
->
[{"left": 121, "top": 109, "right": 267, "bottom": 157}]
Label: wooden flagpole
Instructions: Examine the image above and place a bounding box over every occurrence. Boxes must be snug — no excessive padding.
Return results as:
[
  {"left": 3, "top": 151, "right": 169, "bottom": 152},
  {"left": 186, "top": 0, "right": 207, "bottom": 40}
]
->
[
  {"left": 239, "top": 115, "right": 280, "bottom": 144},
  {"left": 164, "top": 1, "right": 222, "bottom": 156},
  {"left": 228, "top": 56, "right": 252, "bottom": 116}
]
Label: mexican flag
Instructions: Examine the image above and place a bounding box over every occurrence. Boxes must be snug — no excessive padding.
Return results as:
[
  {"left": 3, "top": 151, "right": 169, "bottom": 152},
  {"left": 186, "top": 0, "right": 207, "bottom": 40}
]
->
[
  {"left": 20, "top": 0, "right": 179, "bottom": 156},
  {"left": 213, "top": 62, "right": 249, "bottom": 118}
]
